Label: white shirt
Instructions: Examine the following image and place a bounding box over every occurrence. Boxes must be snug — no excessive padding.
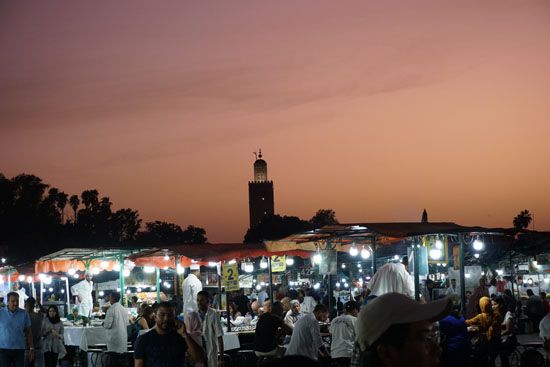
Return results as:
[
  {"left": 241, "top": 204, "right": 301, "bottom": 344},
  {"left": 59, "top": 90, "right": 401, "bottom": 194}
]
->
[
  {"left": 258, "top": 291, "right": 268, "bottom": 306},
  {"left": 301, "top": 296, "right": 317, "bottom": 314},
  {"left": 103, "top": 302, "right": 129, "bottom": 353},
  {"left": 540, "top": 313, "right": 550, "bottom": 341},
  {"left": 200, "top": 307, "right": 224, "bottom": 367},
  {"left": 330, "top": 314, "right": 356, "bottom": 359},
  {"left": 285, "top": 313, "right": 323, "bottom": 361},
  {"left": 70, "top": 279, "right": 93, "bottom": 317},
  {"left": 182, "top": 273, "right": 202, "bottom": 313},
  {"left": 284, "top": 310, "right": 303, "bottom": 330},
  {"left": 367, "top": 263, "right": 415, "bottom": 298},
  {"left": 15, "top": 289, "right": 28, "bottom": 309}
]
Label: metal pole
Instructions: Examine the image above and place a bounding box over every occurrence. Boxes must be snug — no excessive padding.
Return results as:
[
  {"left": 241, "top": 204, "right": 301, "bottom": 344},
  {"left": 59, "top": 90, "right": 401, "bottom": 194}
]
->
[
  {"left": 268, "top": 256, "right": 273, "bottom": 301},
  {"left": 174, "top": 255, "right": 180, "bottom": 298},
  {"left": 458, "top": 234, "right": 466, "bottom": 308},
  {"left": 372, "top": 236, "right": 377, "bottom": 274},
  {"left": 40, "top": 281, "right": 43, "bottom": 305},
  {"left": 414, "top": 240, "right": 420, "bottom": 301},
  {"left": 118, "top": 255, "right": 125, "bottom": 306},
  {"left": 8, "top": 273, "right": 11, "bottom": 292},
  {"left": 217, "top": 272, "right": 223, "bottom": 311},
  {"left": 328, "top": 274, "right": 332, "bottom": 317},
  {"left": 31, "top": 280, "right": 36, "bottom": 299},
  {"left": 65, "top": 277, "right": 70, "bottom": 317},
  {"left": 156, "top": 267, "right": 161, "bottom": 303}
]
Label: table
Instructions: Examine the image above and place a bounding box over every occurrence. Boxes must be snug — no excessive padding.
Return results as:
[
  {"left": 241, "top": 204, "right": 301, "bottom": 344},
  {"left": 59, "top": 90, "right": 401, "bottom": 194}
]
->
[
  {"left": 137, "top": 329, "right": 240, "bottom": 350},
  {"left": 64, "top": 326, "right": 109, "bottom": 352}
]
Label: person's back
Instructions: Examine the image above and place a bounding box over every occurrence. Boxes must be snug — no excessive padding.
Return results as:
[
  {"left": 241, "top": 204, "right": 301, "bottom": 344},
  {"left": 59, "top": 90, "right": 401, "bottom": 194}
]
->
[
  {"left": 329, "top": 313, "right": 356, "bottom": 360},
  {"left": 103, "top": 294, "right": 128, "bottom": 354},
  {"left": 527, "top": 294, "right": 544, "bottom": 316},
  {"left": 254, "top": 312, "right": 284, "bottom": 354},
  {"left": 439, "top": 312, "right": 470, "bottom": 367},
  {"left": 285, "top": 305, "right": 328, "bottom": 361},
  {"left": 367, "top": 262, "right": 414, "bottom": 298}
]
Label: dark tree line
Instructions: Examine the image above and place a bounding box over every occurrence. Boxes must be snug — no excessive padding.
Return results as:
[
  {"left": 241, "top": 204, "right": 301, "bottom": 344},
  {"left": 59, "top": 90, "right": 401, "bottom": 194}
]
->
[
  {"left": 244, "top": 208, "right": 339, "bottom": 243},
  {"left": 0, "top": 173, "right": 207, "bottom": 264}
]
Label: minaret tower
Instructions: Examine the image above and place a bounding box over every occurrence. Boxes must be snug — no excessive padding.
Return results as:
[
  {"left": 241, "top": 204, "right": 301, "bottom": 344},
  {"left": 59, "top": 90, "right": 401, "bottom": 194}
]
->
[{"left": 248, "top": 149, "right": 274, "bottom": 228}]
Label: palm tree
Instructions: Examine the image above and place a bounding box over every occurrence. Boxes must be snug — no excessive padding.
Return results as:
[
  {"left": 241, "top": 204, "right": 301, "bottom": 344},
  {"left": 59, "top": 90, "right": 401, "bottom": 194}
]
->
[
  {"left": 56, "top": 191, "right": 68, "bottom": 223},
  {"left": 69, "top": 195, "right": 80, "bottom": 222},
  {"left": 513, "top": 210, "right": 532, "bottom": 230}
]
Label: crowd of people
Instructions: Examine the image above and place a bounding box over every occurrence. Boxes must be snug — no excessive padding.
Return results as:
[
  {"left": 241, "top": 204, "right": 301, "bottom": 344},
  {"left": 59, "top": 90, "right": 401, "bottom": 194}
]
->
[{"left": 1, "top": 262, "right": 550, "bottom": 367}]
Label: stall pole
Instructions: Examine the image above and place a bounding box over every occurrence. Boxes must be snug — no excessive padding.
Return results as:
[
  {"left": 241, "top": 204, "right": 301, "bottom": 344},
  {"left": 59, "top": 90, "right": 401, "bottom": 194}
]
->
[
  {"left": 328, "top": 273, "right": 333, "bottom": 317},
  {"left": 217, "top": 271, "right": 222, "bottom": 311},
  {"left": 40, "top": 281, "right": 43, "bottom": 305},
  {"left": 413, "top": 240, "right": 420, "bottom": 301},
  {"left": 372, "top": 236, "right": 377, "bottom": 274},
  {"left": 509, "top": 252, "right": 517, "bottom": 301},
  {"left": 7, "top": 273, "right": 11, "bottom": 293},
  {"left": 458, "top": 234, "right": 466, "bottom": 308},
  {"left": 65, "top": 277, "right": 70, "bottom": 316},
  {"left": 268, "top": 256, "right": 274, "bottom": 301},
  {"left": 31, "top": 279, "right": 36, "bottom": 299},
  {"left": 174, "top": 255, "right": 180, "bottom": 298},
  {"left": 118, "top": 254, "right": 125, "bottom": 306},
  {"left": 156, "top": 267, "right": 161, "bottom": 303}
]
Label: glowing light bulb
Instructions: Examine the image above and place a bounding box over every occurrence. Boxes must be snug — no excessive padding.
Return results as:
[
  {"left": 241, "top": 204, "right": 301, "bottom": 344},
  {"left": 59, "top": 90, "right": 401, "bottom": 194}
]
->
[
  {"left": 285, "top": 257, "right": 294, "bottom": 266},
  {"left": 349, "top": 245, "right": 359, "bottom": 257},
  {"left": 361, "top": 248, "right": 371, "bottom": 259}
]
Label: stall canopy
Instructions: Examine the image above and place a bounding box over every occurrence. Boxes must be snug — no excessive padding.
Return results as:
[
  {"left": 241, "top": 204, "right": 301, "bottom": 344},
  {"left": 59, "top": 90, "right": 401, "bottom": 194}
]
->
[
  {"left": 35, "top": 248, "right": 150, "bottom": 273},
  {"left": 265, "top": 222, "right": 513, "bottom": 251},
  {"left": 130, "top": 243, "right": 313, "bottom": 267}
]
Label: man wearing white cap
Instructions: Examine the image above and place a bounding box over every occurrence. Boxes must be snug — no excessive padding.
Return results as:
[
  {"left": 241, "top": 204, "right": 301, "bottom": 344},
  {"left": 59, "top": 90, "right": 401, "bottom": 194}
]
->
[
  {"left": 70, "top": 271, "right": 94, "bottom": 321},
  {"left": 351, "top": 293, "right": 452, "bottom": 367},
  {"left": 366, "top": 256, "right": 415, "bottom": 299},
  {"left": 182, "top": 264, "right": 202, "bottom": 313}
]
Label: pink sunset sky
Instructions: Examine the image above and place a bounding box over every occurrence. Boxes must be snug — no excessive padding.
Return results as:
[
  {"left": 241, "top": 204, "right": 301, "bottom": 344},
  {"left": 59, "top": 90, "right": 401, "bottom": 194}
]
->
[{"left": 1, "top": 0, "right": 549, "bottom": 242}]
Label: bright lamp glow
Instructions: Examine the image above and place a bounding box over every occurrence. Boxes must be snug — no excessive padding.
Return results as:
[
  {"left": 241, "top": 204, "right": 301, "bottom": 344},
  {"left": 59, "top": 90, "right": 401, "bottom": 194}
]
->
[
  {"left": 244, "top": 263, "right": 254, "bottom": 273},
  {"left": 92, "top": 267, "right": 100, "bottom": 275},
  {"left": 73, "top": 273, "right": 80, "bottom": 279},
  {"left": 113, "top": 263, "right": 121, "bottom": 272},
  {"left": 435, "top": 239, "right": 443, "bottom": 250},
  {"left": 143, "top": 266, "right": 155, "bottom": 273},
  {"left": 313, "top": 253, "right": 322, "bottom": 264},
  {"left": 313, "top": 282, "right": 320, "bottom": 290},
  {"left": 38, "top": 273, "right": 47, "bottom": 281},
  {"left": 335, "top": 282, "right": 341, "bottom": 287},
  {"left": 544, "top": 278, "right": 550, "bottom": 284},
  {"left": 61, "top": 289, "right": 65, "bottom": 294},
  {"left": 48, "top": 287, "right": 53, "bottom": 292},
  {"left": 393, "top": 255, "right": 400, "bottom": 261},
  {"left": 126, "top": 289, "right": 132, "bottom": 294},
  {"left": 176, "top": 264, "right": 184, "bottom": 274},
  {"left": 208, "top": 262, "right": 218, "bottom": 267},
  {"left": 255, "top": 284, "right": 261, "bottom": 291},
  {"left": 361, "top": 248, "right": 371, "bottom": 259},
  {"left": 341, "top": 264, "right": 346, "bottom": 269},
  {"left": 123, "top": 269, "right": 131, "bottom": 277},
  {"left": 100, "top": 261, "right": 109, "bottom": 269},
  {"left": 286, "top": 257, "right": 294, "bottom": 266},
  {"left": 164, "top": 255, "right": 170, "bottom": 261},
  {"left": 26, "top": 276, "right": 33, "bottom": 283},
  {"left": 496, "top": 269, "right": 504, "bottom": 276},
  {"left": 137, "top": 287, "right": 142, "bottom": 292},
  {"left": 68, "top": 268, "right": 76, "bottom": 276},
  {"left": 429, "top": 249, "right": 442, "bottom": 260},
  {"left": 473, "top": 239, "right": 484, "bottom": 251},
  {"left": 465, "top": 273, "right": 471, "bottom": 279},
  {"left": 44, "top": 276, "right": 52, "bottom": 285},
  {"left": 260, "top": 257, "right": 268, "bottom": 269},
  {"left": 349, "top": 245, "right": 359, "bottom": 257},
  {"left": 18, "top": 275, "right": 25, "bottom": 282},
  {"left": 474, "top": 253, "right": 480, "bottom": 259},
  {"left": 528, "top": 278, "right": 534, "bottom": 285},
  {"left": 99, "top": 291, "right": 105, "bottom": 297},
  {"left": 228, "top": 259, "right": 237, "bottom": 265}
]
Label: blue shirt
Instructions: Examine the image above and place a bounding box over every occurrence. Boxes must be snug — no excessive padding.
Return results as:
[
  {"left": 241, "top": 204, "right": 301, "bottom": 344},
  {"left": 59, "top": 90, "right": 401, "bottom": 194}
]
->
[{"left": 0, "top": 307, "right": 31, "bottom": 349}]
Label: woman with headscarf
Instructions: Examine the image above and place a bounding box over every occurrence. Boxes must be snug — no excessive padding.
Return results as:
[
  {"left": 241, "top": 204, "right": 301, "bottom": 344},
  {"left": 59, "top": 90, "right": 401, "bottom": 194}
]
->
[
  {"left": 466, "top": 296, "right": 495, "bottom": 367},
  {"left": 41, "top": 305, "right": 66, "bottom": 367}
]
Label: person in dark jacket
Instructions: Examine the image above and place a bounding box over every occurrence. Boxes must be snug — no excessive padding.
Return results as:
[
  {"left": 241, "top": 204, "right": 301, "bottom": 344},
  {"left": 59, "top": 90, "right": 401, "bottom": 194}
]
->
[{"left": 439, "top": 305, "right": 471, "bottom": 367}]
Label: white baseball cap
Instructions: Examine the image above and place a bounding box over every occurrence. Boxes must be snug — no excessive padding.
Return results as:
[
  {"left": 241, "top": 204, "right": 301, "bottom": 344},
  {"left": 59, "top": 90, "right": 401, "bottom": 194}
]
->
[
  {"left": 190, "top": 264, "right": 201, "bottom": 271},
  {"left": 356, "top": 293, "right": 452, "bottom": 351}
]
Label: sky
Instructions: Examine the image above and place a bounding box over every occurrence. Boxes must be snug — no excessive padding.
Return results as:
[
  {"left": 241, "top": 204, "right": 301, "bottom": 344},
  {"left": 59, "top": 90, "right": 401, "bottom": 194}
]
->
[{"left": 1, "top": 0, "right": 549, "bottom": 242}]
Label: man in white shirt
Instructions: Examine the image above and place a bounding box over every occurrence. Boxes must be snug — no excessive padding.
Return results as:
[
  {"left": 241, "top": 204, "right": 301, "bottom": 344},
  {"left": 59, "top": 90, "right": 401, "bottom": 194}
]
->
[
  {"left": 367, "top": 257, "right": 415, "bottom": 299},
  {"left": 197, "top": 290, "right": 224, "bottom": 367},
  {"left": 103, "top": 292, "right": 129, "bottom": 359},
  {"left": 70, "top": 271, "right": 94, "bottom": 320},
  {"left": 12, "top": 282, "right": 28, "bottom": 309},
  {"left": 445, "top": 278, "right": 460, "bottom": 302},
  {"left": 285, "top": 304, "right": 329, "bottom": 361},
  {"left": 330, "top": 301, "right": 359, "bottom": 366},
  {"left": 182, "top": 265, "right": 202, "bottom": 313},
  {"left": 300, "top": 289, "right": 318, "bottom": 314}
]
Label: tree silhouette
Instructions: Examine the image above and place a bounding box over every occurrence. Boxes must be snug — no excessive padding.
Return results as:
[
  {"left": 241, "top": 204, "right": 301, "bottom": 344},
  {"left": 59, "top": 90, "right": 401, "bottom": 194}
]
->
[
  {"left": 310, "top": 209, "right": 339, "bottom": 229},
  {"left": 513, "top": 210, "right": 532, "bottom": 230},
  {"left": 69, "top": 195, "right": 80, "bottom": 222},
  {"left": 182, "top": 225, "right": 207, "bottom": 244},
  {"left": 244, "top": 214, "right": 312, "bottom": 243}
]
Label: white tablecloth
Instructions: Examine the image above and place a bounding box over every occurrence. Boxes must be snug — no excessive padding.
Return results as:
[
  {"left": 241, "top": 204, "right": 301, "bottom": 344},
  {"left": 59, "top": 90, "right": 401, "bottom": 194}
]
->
[
  {"left": 64, "top": 326, "right": 109, "bottom": 352},
  {"left": 137, "top": 329, "right": 240, "bottom": 350}
]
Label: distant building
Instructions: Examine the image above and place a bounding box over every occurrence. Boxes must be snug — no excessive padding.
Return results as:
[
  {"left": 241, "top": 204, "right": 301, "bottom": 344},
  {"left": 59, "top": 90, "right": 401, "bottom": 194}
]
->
[{"left": 248, "top": 150, "right": 274, "bottom": 228}]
